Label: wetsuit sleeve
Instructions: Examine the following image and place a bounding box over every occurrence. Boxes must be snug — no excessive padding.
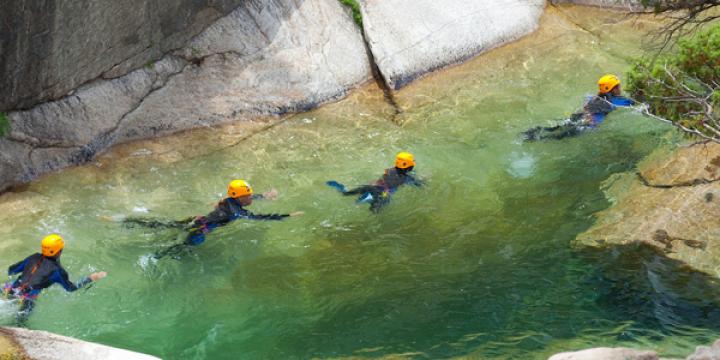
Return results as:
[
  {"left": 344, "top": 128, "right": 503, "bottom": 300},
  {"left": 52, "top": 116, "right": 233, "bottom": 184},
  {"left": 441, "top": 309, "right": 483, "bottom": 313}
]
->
[
  {"left": 245, "top": 212, "right": 290, "bottom": 221},
  {"left": 8, "top": 256, "right": 30, "bottom": 276},
  {"left": 406, "top": 174, "right": 424, "bottom": 187},
  {"left": 51, "top": 268, "right": 92, "bottom": 292},
  {"left": 610, "top": 96, "right": 635, "bottom": 107}
]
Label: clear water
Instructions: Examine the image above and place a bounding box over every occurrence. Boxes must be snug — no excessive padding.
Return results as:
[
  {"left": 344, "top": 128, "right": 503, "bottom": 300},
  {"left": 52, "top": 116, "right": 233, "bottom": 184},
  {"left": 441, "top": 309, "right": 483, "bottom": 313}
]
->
[{"left": 2, "top": 6, "right": 720, "bottom": 359}]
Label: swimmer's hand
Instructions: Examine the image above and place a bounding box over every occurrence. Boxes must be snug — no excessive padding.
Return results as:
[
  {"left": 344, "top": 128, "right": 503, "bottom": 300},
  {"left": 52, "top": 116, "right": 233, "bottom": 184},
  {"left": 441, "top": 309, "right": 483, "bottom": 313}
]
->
[
  {"left": 89, "top": 272, "right": 107, "bottom": 282},
  {"left": 262, "top": 188, "right": 279, "bottom": 200}
]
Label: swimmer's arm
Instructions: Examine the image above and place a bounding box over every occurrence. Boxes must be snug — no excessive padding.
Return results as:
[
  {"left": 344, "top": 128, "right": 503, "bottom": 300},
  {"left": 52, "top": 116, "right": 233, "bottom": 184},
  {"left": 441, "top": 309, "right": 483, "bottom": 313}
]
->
[
  {"left": 407, "top": 174, "right": 424, "bottom": 187},
  {"left": 52, "top": 269, "right": 89, "bottom": 292},
  {"left": 8, "top": 257, "right": 29, "bottom": 276},
  {"left": 253, "top": 189, "right": 279, "bottom": 201},
  {"left": 612, "top": 96, "right": 635, "bottom": 107},
  {"left": 245, "top": 211, "right": 304, "bottom": 220},
  {"left": 245, "top": 212, "right": 290, "bottom": 220}
]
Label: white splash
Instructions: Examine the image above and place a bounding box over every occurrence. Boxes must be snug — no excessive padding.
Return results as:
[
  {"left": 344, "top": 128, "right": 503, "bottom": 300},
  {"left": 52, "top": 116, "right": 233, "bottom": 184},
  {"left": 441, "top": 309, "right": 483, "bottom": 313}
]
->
[
  {"left": 137, "top": 254, "right": 158, "bottom": 271},
  {"left": 507, "top": 152, "right": 537, "bottom": 179}
]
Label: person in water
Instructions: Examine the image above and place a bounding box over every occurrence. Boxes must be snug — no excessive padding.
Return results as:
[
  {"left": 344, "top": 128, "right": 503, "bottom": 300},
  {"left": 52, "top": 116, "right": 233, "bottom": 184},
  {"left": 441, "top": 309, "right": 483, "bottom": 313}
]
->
[
  {"left": 3, "top": 234, "right": 107, "bottom": 326},
  {"left": 151, "top": 179, "right": 303, "bottom": 259},
  {"left": 522, "top": 74, "right": 635, "bottom": 141},
  {"left": 327, "top": 152, "right": 423, "bottom": 213}
]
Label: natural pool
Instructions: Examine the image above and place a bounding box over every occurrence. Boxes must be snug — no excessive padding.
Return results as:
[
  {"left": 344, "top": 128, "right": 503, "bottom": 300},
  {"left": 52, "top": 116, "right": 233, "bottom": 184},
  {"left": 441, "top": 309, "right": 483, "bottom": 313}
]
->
[{"left": 2, "top": 6, "right": 719, "bottom": 360}]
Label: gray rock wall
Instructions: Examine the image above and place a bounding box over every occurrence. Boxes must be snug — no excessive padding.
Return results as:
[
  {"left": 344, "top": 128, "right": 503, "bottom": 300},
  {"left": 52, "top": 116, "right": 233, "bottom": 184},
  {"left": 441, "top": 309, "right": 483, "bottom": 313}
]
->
[
  {"left": 357, "top": 0, "right": 546, "bottom": 90},
  {"left": 0, "top": 0, "right": 371, "bottom": 193},
  {"left": 0, "top": 0, "right": 646, "bottom": 193},
  {"left": 0, "top": 0, "right": 246, "bottom": 111}
]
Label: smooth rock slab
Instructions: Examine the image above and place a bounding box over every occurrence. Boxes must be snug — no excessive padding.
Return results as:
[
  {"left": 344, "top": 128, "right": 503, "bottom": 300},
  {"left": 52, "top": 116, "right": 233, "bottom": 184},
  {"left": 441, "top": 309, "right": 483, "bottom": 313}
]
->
[
  {"left": 0, "top": 0, "right": 247, "bottom": 111},
  {"left": 0, "top": 0, "right": 370, "bottom": 193},
  {"left": 549, "top": 347, "right": 659, "bottom": 360},
  {"left": 0, "top": 327, "right": 159, "bottom": 360},
  {"left": 358, "top": 0, "right": 545, "bottom": 90}
]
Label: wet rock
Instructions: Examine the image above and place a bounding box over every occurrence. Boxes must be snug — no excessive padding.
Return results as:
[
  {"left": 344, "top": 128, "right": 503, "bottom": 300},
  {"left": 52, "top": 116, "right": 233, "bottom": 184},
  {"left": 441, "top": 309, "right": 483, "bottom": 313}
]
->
[
  {"left": 576, "top": 142, "right": 720, "bottom": 277},
  {"left": 357, "top": 0, "right": 545, "bottom": 90},
  {"left": 0, "top": 0, "right": 370, "bottom": 193},
  {"left": 548, "top": 347, "right": 659, "bottom": 360},
  {"left": 0, "top": 0, "right": 246, "bottom": 111},
  {"left": 639, "top": 143, "right": 720, "bottom": 187},
  {"left": 0, "top": 327, "right": 159, "bottom": 360},
  {"left": 686, "top": 339, "right": 720, "bottom": 360}
]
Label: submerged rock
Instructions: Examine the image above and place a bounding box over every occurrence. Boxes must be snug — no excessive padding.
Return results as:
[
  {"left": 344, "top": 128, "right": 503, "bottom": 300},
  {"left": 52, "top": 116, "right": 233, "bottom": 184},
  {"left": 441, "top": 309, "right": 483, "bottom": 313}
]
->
[
  {"left": 357, "top": 0, "right": 545, "bottom": 90},
  {"left": 577, "top": 142, "right": 720, "bottom": 277},
  {"left": 0, "top": 327, "right": 159, "bottom": 360}
]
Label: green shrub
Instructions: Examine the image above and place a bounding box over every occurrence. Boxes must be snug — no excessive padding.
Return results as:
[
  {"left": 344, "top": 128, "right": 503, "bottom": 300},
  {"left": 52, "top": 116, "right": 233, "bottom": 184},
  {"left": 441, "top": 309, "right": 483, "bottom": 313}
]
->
[
  {"left": 0, "top": 112, "right": 9, "bottom": 137},
  {"left": 626, "top": 24, "right": 720, "bottom": 137},
  {"left": 339, "top": 0, "right": 362, "bottom": 27}
]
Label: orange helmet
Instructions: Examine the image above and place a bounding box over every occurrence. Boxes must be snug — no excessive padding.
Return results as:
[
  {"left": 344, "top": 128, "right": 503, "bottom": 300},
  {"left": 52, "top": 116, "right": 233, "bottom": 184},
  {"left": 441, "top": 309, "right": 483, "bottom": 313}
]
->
[
  {"left": 598, "top": 74, "right": 621, "bottom": 94},
  {"left": 395, "top": 152, "right": 416, "bottom": 169},
  {"left": 41, "top": 234, "right": 64, "bottom": 257},
  {"left": 227, "top": 179, "right": 253, "bottom": 198}
]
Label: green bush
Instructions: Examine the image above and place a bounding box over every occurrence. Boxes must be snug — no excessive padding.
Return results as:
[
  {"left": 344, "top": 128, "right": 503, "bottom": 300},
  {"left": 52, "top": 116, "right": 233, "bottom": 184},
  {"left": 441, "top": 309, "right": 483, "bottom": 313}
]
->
[
  {"left": 626, "top": 24, "right": 720, "bottom": 136},
  {"left": 0, "top": 112, "right": 9, "bottom": 137},
  {"left": 339, "top": 0, "right": 362, "bottom": 27}
]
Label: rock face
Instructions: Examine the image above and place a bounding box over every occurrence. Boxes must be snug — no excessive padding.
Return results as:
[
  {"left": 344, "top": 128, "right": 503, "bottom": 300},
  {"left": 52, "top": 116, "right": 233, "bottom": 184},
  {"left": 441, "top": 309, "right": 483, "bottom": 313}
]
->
[
  {"left": 576, "top": 142, "right": 720, "bottom": 277},
  {"left": 0, "top": 1, "right": 647, "bottom": 193},
  {"left": 0, "top": 0, "right": 371, "bottom": 193},
  {"left": 686, "top": 339, "right": 720, "bottom": 360},
  {"left": 357, "top": 0, "right": 546, "bottom": 90},
  {"left": 0, "top": 0, "right": 249, "bottom": 111},
  {"left": 550, "top": 0, "right": 643, "bottom": 10},
  {"left": 548, "top": 347, "right": 659, "bottom": 360},
  {"left": 0, "top": 327, "right": 160, "bottom": 360}
]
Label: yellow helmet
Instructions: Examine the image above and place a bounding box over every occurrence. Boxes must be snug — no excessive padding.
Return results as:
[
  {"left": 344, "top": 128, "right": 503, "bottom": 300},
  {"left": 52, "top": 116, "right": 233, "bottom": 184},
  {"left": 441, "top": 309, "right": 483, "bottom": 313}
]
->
[
  {"left": 227, "top": 179, "right": 253, "bottom": 198},
  {"left": 598, "top": 74, "right": 621, "bottom": 94},
  {"left": 395, "top": 152, "right": 416, "bottom": 169},
  {"left": 41, "top": 234, "right": 64, "bottom": 257}
]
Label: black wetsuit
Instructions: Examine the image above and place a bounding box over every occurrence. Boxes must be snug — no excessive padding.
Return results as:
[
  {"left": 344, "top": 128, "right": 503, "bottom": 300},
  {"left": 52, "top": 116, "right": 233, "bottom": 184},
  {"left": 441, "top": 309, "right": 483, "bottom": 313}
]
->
[
  {"left": 344, "top": 167, "right": 423, "bottom": 213},
  {"left": 4, "top": 253, "right": 92, "bottom": 324},
  {"left": 522, "top": 94, "right": 635, "bottom": 141},
  {"left": 153, "top": 197, "right": 289, "bottom": 259}
]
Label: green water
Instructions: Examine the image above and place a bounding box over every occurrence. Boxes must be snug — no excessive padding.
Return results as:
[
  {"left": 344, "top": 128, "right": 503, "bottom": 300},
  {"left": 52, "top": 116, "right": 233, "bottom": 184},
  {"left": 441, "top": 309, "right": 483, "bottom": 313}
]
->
[{"left": 2, "top": 6, "right": 720, "bottom": 359}]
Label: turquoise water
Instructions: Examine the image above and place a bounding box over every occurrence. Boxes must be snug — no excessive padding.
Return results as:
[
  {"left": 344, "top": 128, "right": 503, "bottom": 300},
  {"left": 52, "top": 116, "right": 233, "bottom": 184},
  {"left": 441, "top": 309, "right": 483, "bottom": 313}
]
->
[{"left": 2, "top": 6, "right": 720, "bottom": 359}]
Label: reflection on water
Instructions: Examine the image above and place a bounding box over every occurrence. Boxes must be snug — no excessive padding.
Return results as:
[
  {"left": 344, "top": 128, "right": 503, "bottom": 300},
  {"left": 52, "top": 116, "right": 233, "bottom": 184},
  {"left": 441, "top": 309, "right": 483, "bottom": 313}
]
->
[{"left": 0, "top": 5, "right": 716, "bottom": 360}]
